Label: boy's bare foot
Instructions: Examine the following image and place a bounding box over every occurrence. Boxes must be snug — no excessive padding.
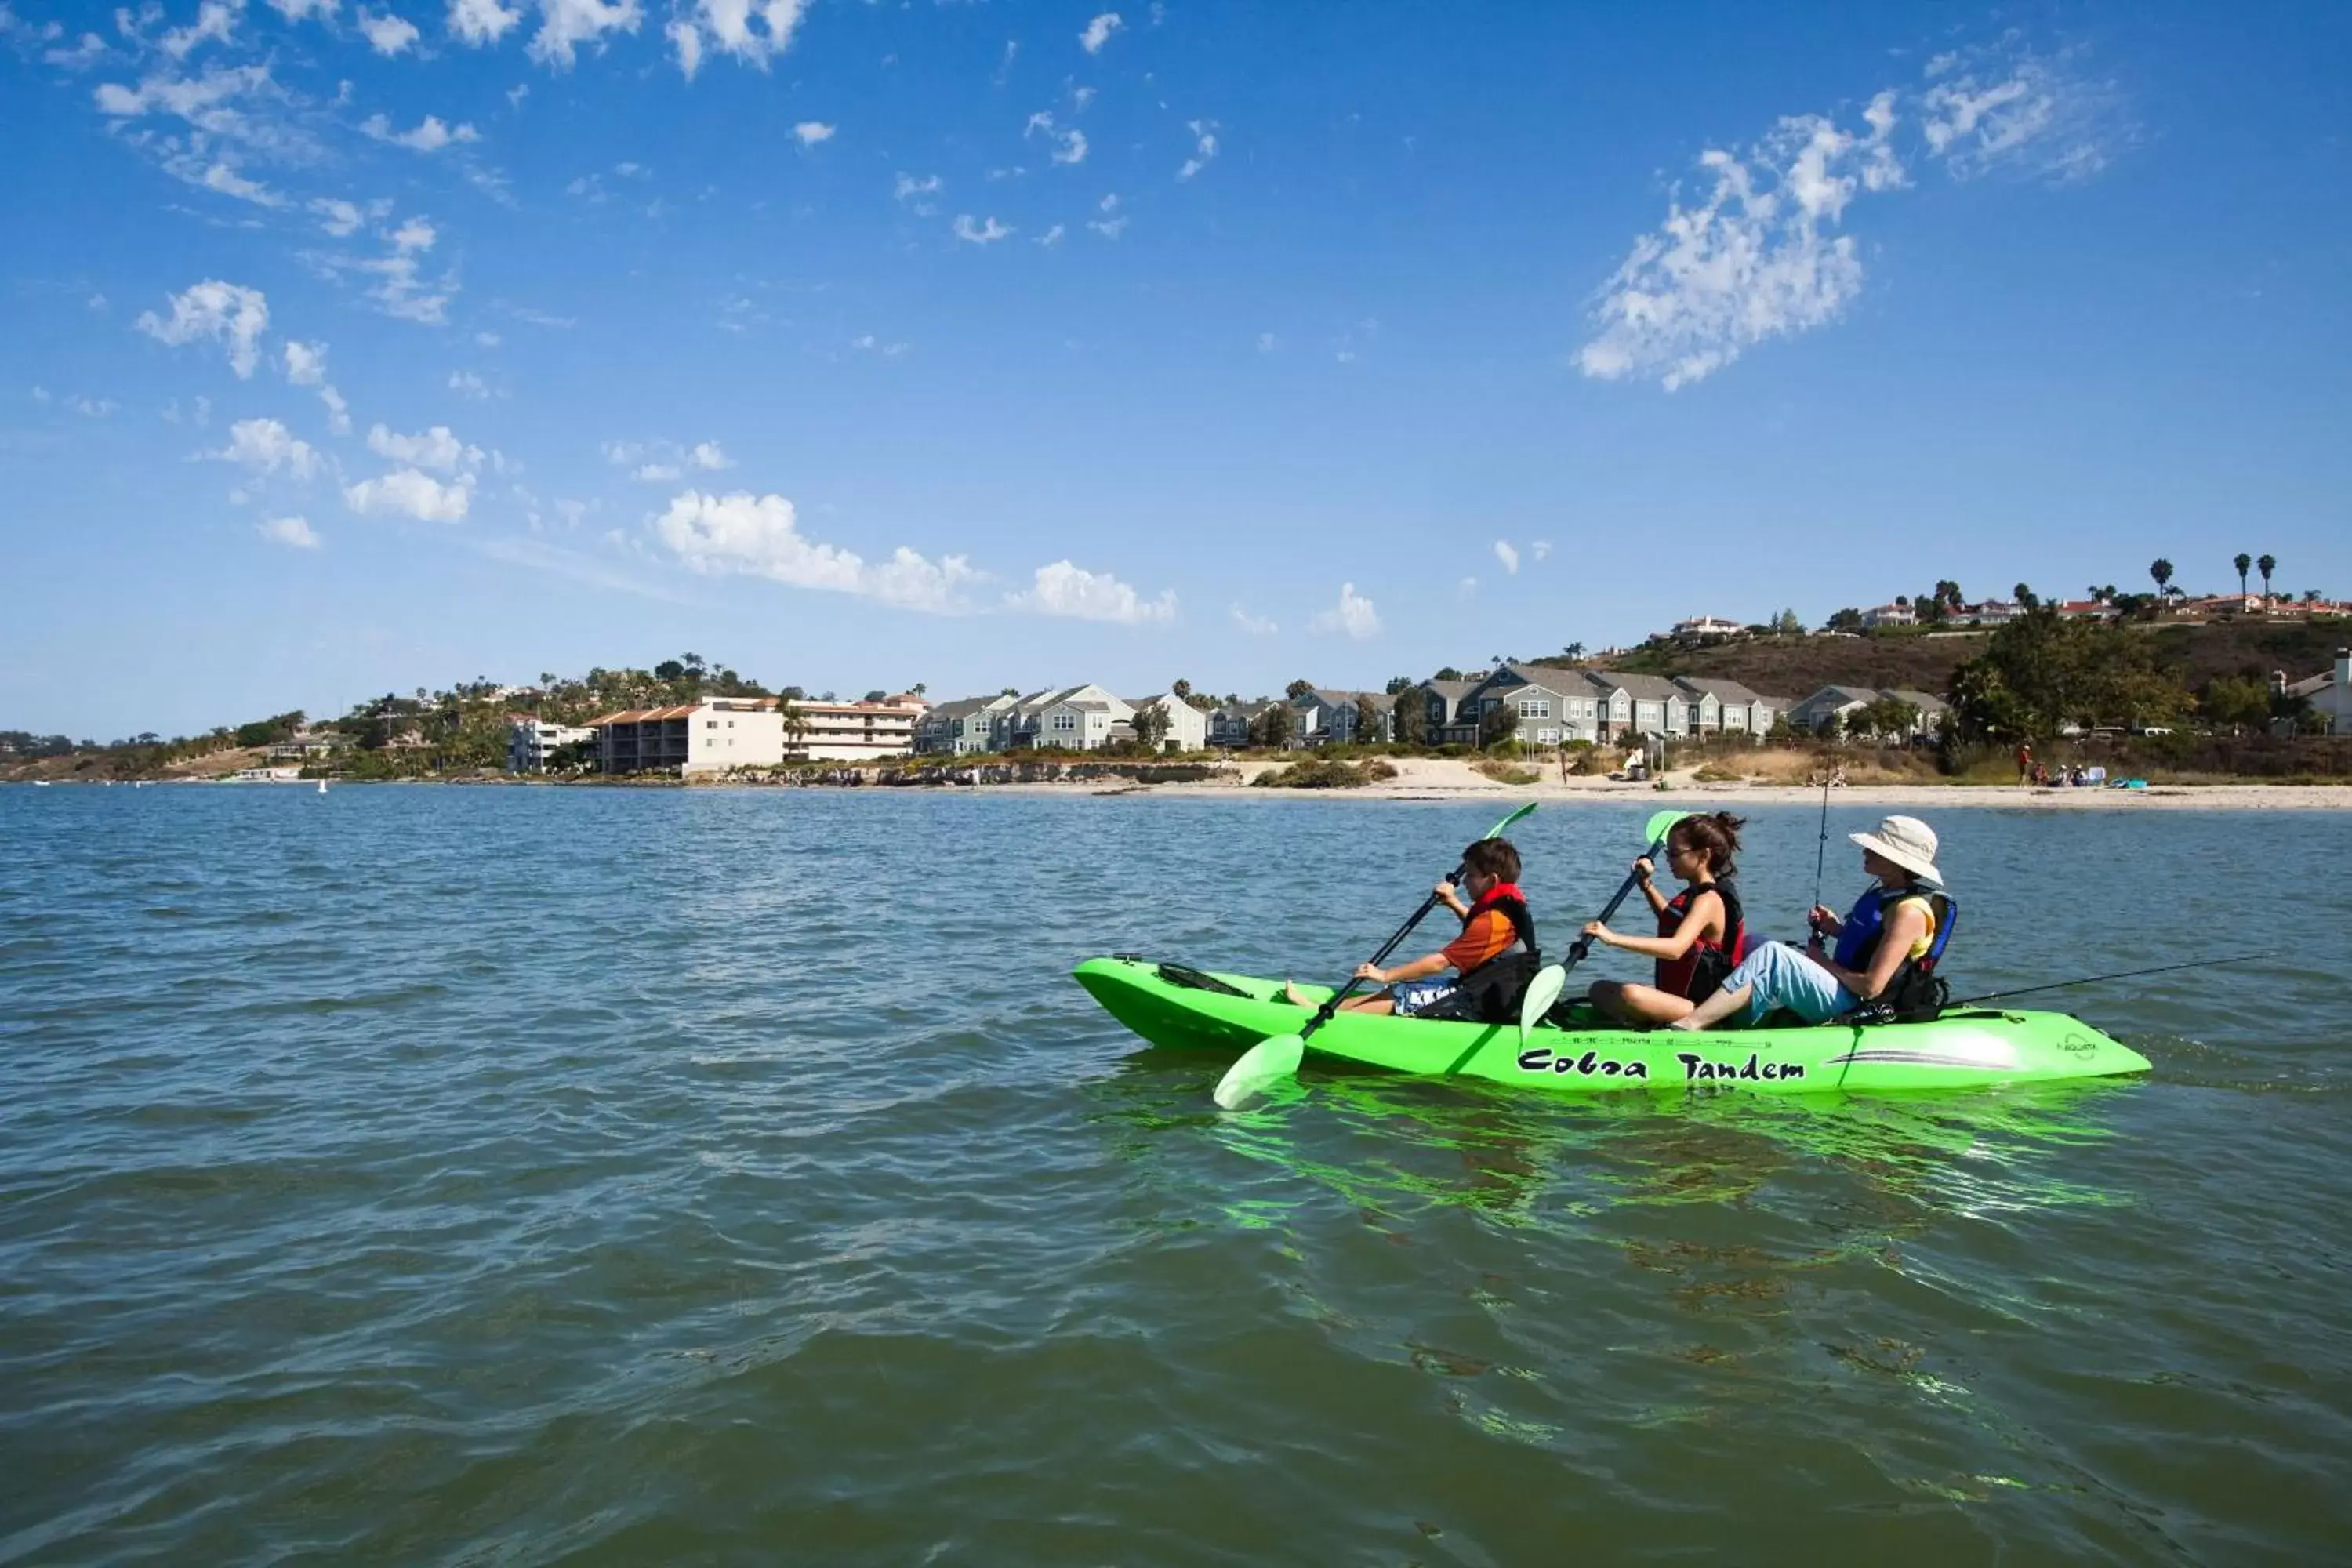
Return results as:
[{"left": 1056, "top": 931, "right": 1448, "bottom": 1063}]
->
[{"left": 1282, "top": 980, "right": 1310, "bottom": 1007}]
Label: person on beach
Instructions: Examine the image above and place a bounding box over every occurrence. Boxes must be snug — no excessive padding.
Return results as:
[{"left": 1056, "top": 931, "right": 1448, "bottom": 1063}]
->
[
  {"left": 1283, "top": 838, "right": 1536, "bottom": 1019},
  {"left": 2016, "top": 742, "right": 2034, "bottom": 784},
  {"left": 1578, "top": 812, "right": 1748, "bottom": 1026},
  {"left": 1671, "top": 816, "right": 1949, "bottom": 1032}
]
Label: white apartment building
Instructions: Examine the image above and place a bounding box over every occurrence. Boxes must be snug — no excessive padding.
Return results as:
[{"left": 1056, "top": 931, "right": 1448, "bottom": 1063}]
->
[
  {"left": 506, "top": 717, "right": 597, "bottom": 773},
  {"left": 591, "top": 697, "right": 788, "bottom": 775},
  {"left": 785, "top": 695, "right": 927, "bottom": 761}
]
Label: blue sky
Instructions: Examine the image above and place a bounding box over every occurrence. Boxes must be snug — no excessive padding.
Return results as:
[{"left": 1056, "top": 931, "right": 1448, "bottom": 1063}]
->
[{"left": 2, "top": 1, "right": 2347, "bottom": 738}]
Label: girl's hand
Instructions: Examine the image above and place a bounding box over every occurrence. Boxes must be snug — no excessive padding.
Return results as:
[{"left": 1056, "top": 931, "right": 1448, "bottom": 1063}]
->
[
  {"left": 1354, "top": 961, "right": 1386, "bottom": 983},
  {"left": 1433, "top": 878, "right": 1458, "bottom": 901},
  {"left": 1582, "top": 920, "right": 1613, "bottom": 945},
  {"left": 1631, "top": 856, "right": 1654, "bottom": 882}
]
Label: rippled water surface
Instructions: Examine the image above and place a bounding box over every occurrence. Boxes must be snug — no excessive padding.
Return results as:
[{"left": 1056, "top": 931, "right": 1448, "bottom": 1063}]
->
[{"left": 4, "top": 786, "right": 2350, "bottom": 1564}]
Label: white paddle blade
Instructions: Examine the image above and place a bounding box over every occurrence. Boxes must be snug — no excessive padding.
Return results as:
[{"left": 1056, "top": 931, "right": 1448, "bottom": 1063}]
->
[
  {"left": 1214, "top": 1035, "right": 1305, "bottom": 1109},
  {"left": 1519, "top": 964, "right": 1566, "bottom": 1046}
]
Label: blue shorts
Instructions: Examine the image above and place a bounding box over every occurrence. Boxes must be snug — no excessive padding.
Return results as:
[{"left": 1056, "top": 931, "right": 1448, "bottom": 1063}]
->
[{"left": 1392, "top": 978, "right": 1460, "bottom": 1018}]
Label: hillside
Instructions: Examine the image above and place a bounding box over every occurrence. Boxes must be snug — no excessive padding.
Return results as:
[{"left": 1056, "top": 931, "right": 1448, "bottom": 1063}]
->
[{"left": 1533, "top": 619, "right": 2349, "bottom": 700}]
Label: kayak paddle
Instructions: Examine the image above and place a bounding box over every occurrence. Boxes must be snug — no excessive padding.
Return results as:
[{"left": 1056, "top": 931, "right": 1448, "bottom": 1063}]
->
[
  {"left": 1212, "top": 800, "right": 1539, "bottom": 1109},
  {"left": 1516, "top": 808, "right": 1690, "bottom": 1043}
]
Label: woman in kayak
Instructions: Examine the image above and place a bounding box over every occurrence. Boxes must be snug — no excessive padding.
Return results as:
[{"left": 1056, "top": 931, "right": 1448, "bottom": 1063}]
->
[
  {"left": 1671, "top": 815, "right": 1946, "bottom": 1032},
  {"left": 1282, "top": 838, "right": 1534, "bottom": 1018},
  {"left": 1577, "top": 811, "right": 1746, "bottom": 1025}
]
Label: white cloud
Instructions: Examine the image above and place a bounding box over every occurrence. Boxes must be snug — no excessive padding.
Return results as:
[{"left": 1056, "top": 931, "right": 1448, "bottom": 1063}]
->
[
  {"left": 281, "top": 341, "right": 352, "bottom": 434},
  {"left": 361, "top": 113, "right": 481, "bottom": 151},
  {"left": 135, "top": 279, "right": 269, "bottom": 379},
  {"left": 268, "top": 1, "right": 341, "bottom": 20},
  {"left": 1079, "top": 12, "right": 1122, "bottom": 55},
  {"left": 1087, "top": 191, "right": 1127, "bottom": 238},
  {"left": 1178, "top": 119, "right": 1219, "bottom": 180},
  {"left": 688, "top": 439, "right": 731, "bottom": 470},
  {"left": 654, "top": 490, "right": 978, "bottom": 612},
  {"left": 448, "top": 369, "right": 492, "bottom": 398},
  {"left": 308, "top": 216, "right": 452, "bottom": 324},
  {"left": 1229, "top": 603, "right": 1277, "bottom": 637},
  {"left": 634, "top": 463, "right": 681, "bottom": 481},
  {"left": 475, "top": 330, "right": 501, "bottom": 347},
  {"left": 529, "top": 0, "right": 645, "bottom": 70},
  {"left": 357, "top": 7, "right": 421, "bottom": 55},
  {"left": 894, "top": 172, "right": 942, "bottom": 214},
  {"left": 851, "top": 334, "right": 909, "bottom": 356},
  {"left": 308, "top": 197, "right": 379, "bottom": 237},
  {"left": 1024, "top": 110, "right": 1087, "bottom": 166},
  {"left": 345, "top": 466, "right": 474, "bottom": 521},
  {"left": 448, "top": 0, "right": 522, "bottom": 45},
  {"left": 257, "top": 514, "right": 321, "bottom": 549},
  {"left": 953, "top": 214, "right": 1013, "bottom": 245},
  {"left": 367, "top": 423, "right": 484, "bottom": 473},
  {"left": 162, "top": 2, "right": 239, "bottom": 60},
  {"left": 73, "top": 396, "right": 120, "bottom": 418},
  {"left": 1530, "top": 539, "right": 1552, "bottom": 561},
  {"left": 1308, "top": 582, "right": 1381, "bottom": 640},
  {"left": 31, "top": 387, "right": 53, "bottom": 404},
  {"left": 1010, "top": 560, "right": 1176, "bottom": 625},
  {"left": 793, "top": 120, "right": 834, "bottom": 147},
  {"left": 1580, "top": 46, "right": 2117, "bottom": 390},
  {"left": 1493, "top": 539, "right": 1519, "bottom": 575},
  {"left": 216, "top": 417, "right": 319, "bottom": 479},
  {"left": 1035, "top": 223, "right": 1065, "bottom": 247},
  {"left": 44, "top": 31, "right": 112, "bottom": 68},
  {"left": 666, "top": 0, "right": 803, "bottom": 78}
]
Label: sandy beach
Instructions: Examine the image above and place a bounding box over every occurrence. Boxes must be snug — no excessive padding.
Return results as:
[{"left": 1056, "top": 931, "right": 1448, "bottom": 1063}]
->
[{"left": 1091, "top": 756, "right": 2352, "bottom": 810}]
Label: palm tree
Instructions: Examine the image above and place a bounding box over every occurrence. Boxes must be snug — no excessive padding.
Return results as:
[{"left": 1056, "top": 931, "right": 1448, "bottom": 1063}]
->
[
  {"left": 2150, "top": 558, "right": 2173, "bottom": 611},
  {"left": 2234, "top": 553, "right": 2252, "bottom": 603},
  {"left": 2258, "top": 554, "right": 2277, "bottom": 611},
  {"left": 1563, "top": 641, "right": 1586, "bottom": 661}
]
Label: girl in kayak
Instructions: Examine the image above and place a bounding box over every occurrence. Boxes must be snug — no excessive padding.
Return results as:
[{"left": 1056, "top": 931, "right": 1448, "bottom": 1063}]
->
[
  {"left": 1282, "top": 838, "right": 1534, "bottom": 1018},
  {"left": 1577, "top": 811, "right": 1746, "bottom": 1025},
  {"left": 1671, "top": 815, "right": 1946, "bottom": 1031}
]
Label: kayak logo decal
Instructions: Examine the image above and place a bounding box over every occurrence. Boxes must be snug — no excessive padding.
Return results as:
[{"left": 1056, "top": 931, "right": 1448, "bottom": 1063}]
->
[
  {"left": 1515, "top": 1046, "right": 1650, "bottom": 1080},
  {"left": 1676, "top": 1052, "right": 1805, "bottom": 1083},
  {"left": 2057, "top": 1033, "right": 2099, "bottom": 1057}
]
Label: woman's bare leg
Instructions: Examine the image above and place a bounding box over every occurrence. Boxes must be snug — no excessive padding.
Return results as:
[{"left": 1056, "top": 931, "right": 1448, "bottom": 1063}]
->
[
  {"left": 1591, "top": 981, "right": 1694, "bottom": 1026},
  {"left": 1670, "top": 982, "right": 1752, "bottom": 1031}
]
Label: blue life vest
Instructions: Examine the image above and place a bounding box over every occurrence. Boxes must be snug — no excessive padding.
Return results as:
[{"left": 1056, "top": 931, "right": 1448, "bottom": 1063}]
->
[{"left": 1832, "top": 884, "right": 1955, "bottom": 972}]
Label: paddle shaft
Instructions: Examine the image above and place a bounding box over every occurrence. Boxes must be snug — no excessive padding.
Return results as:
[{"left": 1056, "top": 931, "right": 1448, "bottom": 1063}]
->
[
  {"left": 1299, "top": 858, "right": 1474, "bottom": 1041},
  {"left": 1559, "top": 831, "right": 1672, "bottom": 977}
]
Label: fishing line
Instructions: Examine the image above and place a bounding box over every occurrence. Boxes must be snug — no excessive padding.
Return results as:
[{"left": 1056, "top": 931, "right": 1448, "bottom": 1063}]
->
[{"left": 1948, "top": 953, "right": 2273, "bottom": 1008}]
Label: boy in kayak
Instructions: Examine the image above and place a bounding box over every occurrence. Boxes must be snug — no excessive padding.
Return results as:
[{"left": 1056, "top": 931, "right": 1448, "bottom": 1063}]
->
[
  {"left": 1577, "top": 811, "right": 1747, "bottom": 1025},
  {"left": 1282, "top": 839, "right": 1535, "bottom": 1018},
  {"left": 1671, "top": 815, "right": 1947, "bottom": 1031}
]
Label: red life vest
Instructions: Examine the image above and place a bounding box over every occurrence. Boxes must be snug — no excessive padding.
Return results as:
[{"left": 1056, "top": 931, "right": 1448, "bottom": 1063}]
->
[{"left": 1654, "top": 879, "right": 1746, "bottom": 1001}]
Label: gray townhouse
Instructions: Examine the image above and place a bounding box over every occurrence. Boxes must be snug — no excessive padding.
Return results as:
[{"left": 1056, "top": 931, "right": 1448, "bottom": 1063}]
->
[
  {"left": 1291, "top": 688, "right": 1394, "bottom": 746},
  {"left": 1207, "top": 699, "right": 1283, "bottom": 748},
  {"left": 1669, "top": 677, "right": 1785, "bottom": 742},
  {"left": 1788, "top": 684, "right": 1947, "bottom": 740},
  {"left": 1422, "top": 677, "right": 1487, "bottom": 746},
  {"left": 1458, "top": 665, "right": 1610, "bottom": 747},
  {"left": 913, "top": 693, "right": 1016, "bottom": 755}
]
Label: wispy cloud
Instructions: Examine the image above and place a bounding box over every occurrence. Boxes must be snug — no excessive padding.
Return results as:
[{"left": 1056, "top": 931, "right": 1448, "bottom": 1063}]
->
[
  {"left": 1080, "top": 13, "right": 1124, "bottom": 56},
  {"left": 1178, "top": 119, "right": 1219, "bottom": 181},
  {"left": 1308, "top": 582, "right": 1381, "bottom": 640},
  {"left": 1229, "top": 603, "right": 1278, "bottom": 637},
  {"left": 135, "top": 279, "right": 269, "bottom": 378},
  {"left": 361, "top": 113, "right": 482, "bottom": 152},
  {"left": 356, "top": 8, "right": 421, "bottom": 56},
  {"left": 793, "top": 120, "right": 835, "bottom": 147},
  {"left": 257, "top": 514, "right": 321, "bottom": 549},
  {"left": 953, "top": 214, "right": 1014, "bottom": 245},
  {"left": 1493, "top": 540, "right": 1519, "bottom": 575},
  {"left": 1578, "top": 40, "right": 2125, "bottom": 390},
  {"left": 1024, "top": 110, "right": 1087, "bottom": 166}
]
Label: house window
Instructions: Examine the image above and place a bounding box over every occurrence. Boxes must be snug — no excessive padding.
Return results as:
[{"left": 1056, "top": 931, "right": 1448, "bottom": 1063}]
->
[
  {"left": 1517, "top": 699, "right": 1551, "bottom": 719},
  {"left": 1052, "top": 712, "right": 1077, "bottom": 731},
  {"left": 1537, "top": 728, "right": 1559, "bottom": 744}
]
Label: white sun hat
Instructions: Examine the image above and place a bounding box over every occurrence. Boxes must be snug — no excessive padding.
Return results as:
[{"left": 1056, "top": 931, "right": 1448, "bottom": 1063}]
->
[{"left": 1849, "top": 815, "right": 1943, "bottom": 886}]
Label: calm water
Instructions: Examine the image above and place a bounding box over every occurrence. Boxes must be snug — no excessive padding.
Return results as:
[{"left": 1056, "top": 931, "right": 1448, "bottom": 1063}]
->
[{"left": 3, "top": 786, "right": 2349, "bottom": 1565}]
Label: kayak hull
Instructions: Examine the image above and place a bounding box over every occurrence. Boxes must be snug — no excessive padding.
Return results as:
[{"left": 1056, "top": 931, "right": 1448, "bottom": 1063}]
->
[{"left": 1072, "top": 956, "right": 2153, "bottom": 1094}]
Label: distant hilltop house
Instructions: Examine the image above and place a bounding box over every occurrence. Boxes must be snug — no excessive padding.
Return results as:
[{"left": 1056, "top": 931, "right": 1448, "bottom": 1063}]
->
[
  {"left": 1788, "top": 685, "right": 1950, "bottom": 740},
  {"left": 1667, "top": 615, "right": 1745, "bottom": 641},
  {"left": 1861, "top": 602, "right": 1917, "bottom": 629},
  {"left": 2278, "top": 648, "right": 2352, "bottom": 734},
  {"left": 266, "top": 727, "right": 350, "bottom": 764},
  {"left": 579, "top": 693, "right": 927, "bottom": 775},
  {"left": 2056, "top": 598, "right": 2122, "bottom": 620}
]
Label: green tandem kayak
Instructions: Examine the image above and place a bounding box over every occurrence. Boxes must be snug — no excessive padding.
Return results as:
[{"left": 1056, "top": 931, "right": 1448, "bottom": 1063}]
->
[{"left": 1072, "top": 956, "right": 2154, "bottom": 1094}]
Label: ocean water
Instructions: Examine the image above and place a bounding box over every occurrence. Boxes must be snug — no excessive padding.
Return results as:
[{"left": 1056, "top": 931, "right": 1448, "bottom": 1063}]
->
[{"left": 3, "top": 785, "right": 2348, "bottom": 1565}]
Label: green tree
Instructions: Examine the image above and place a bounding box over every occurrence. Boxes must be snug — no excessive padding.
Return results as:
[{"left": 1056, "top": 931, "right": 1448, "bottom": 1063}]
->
[
  {"left": 1284, "top": 677, "right": 1316, "bottom": 701},
  {"left": 2234, "top": 552, "right": 2252, "bottom": 601},
  {"left": 1563, "top": 641, "right": 1588, "bottom": 660},
  {"left": 2149, "top": 558, "right": 2174, "bottom": 607},
  {"left": 1856, "top": 696, "right": 1922, "bottom": 742},
  {"left": 2257, "top": 553, "right": 2277, "bottom": 609},
  {"left": 1171, "top": 677, "right": 1192, "bottom": 700},
  {"left": 1772, "top": 610, "right": 1802, "bottom": 635},
  {"left": 1249, "top": 702, "right": 1294, "bottom": 749},
  {"left": 655, "top": 659, "right": 685, "bottom": 681},
  {"left": 1946, "top": 606, "right": 2186, "bottom": 742},
  {"left": 2013, "top": 582, "right": 2038, "bottom": 610},
  {"left": 1478, "top": 702, "right": 1519, "bottom": 749},
  {"left": 1392, "top": 685, "right": 1430, "bottom": 748},
  {"left": 1130, "top": 702, "right": 1171, "bottom": 752},
  {"left": 1433, "top": 666, "right": 1465, "bottom": 682},
  {"left": 2200, "top": 675, "right": 2271, "bottom": 734},
  {"left": 1824, "top": 607, "right": 1864, "bottom": 633},
  {"left": 1353, "top": 695, "right": 1385, "bottom": 744}
]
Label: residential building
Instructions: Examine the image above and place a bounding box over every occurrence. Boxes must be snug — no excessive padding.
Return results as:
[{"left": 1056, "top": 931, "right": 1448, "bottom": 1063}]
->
[
  {"left": 506, "top": 717, "right": 595, "bottom": 772},
  {"left": 1670, "top": 677, "right": 1777, "bottom": 742},
  {"left": 2056, "top": 599, "right": 2120, "bottom": 621},
  {"left": 1788, "top": 685, "right": 1944, "bottom": 739},
  {"left": 1861, "top": 601, "right": 1917, "bottom": 628},
  {"left": 1883, "top": 689, "right": 1951, "bottom": 739},
  {"left": 267, "top": 728, "right": 351, "bottom": 764},
  {"left": 995, "top": 684, "right": 1135, "bottom": 751},
  {"left": 1291, "top": 689, "right": 1393, "bottom": 746},
  {"left": 1207, "top": 699, "right": 1282, "bottom": 747},
  {"left": 786, "top": 694, "right": 927, "bottom": 760},
  {"left": 914, "top": 694, "right": 1015, "bottom": 756},
  {"left": 1955, "top": 599, "right": 2024, "bottom": 626},
  {"left": 591, "top": 696, "right": 787, "bottom": 775},
  {"left": 1461, "top": 665, "right": 1607, "bottom": 747},
  {"left": 1126, "top": 694, "right": 1209, "bottom": 752},
  {"left": 1582, "top": 670, "right": 1692, "bottom": 741},
  {"left": 2283, "top": 648, "right": 2352, "bottom": 733},
  {"left": 1421, "top": 677, "right": 1486, "bottom": 744}
]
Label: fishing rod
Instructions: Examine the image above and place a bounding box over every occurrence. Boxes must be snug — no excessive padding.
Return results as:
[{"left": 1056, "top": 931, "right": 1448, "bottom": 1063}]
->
[
  {"left": 1810, "top": 768, "right": 1831, "bottom": 911},
  {"left": 1948, "top": 953, "right": 2273, "bottom": 1009}
]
